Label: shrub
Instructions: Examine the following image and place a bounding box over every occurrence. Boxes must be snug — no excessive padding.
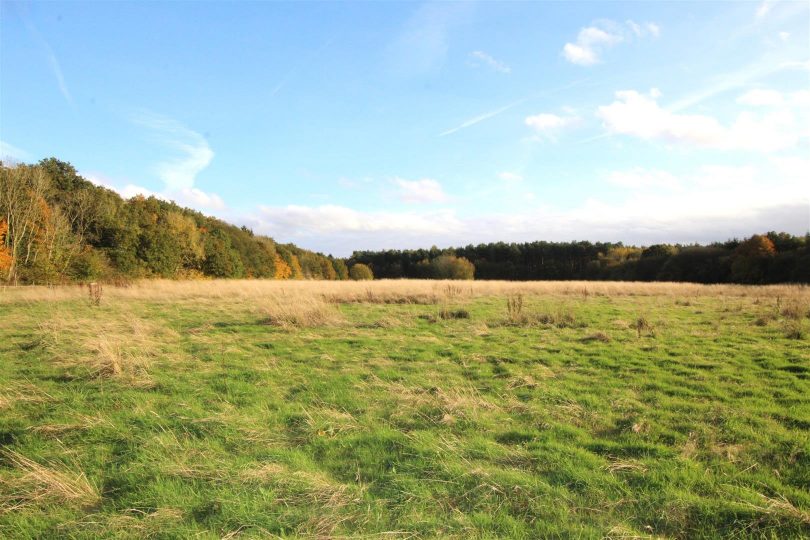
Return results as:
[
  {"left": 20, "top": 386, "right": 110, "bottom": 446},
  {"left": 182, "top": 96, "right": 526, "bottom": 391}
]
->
[
  {"left": 349, "top": 263, "right": 374, "bottom": 281},
  {"left": 430, "top": 255, "right": 475, "bottom": 280}
]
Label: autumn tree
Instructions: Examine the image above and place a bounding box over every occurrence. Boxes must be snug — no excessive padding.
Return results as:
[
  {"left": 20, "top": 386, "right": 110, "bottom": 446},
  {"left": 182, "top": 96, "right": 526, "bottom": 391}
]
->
[
  {"left": 430, "top": 255, "right": 475, "bottom": 280},
  {"left": 731, "top": 234, "right": 776, "bottom": 283},
  {"left": 349, "top": 263, "right": 373, "bottom": 280},
  {"left": 273, "top": 252, "right": 292, "bottom": 279},
  {"left": 0, "top": 219, "right": 12, "bottom": 276},
  {"left": 0, "top": 165, "right": 52, "bottom": 282}
]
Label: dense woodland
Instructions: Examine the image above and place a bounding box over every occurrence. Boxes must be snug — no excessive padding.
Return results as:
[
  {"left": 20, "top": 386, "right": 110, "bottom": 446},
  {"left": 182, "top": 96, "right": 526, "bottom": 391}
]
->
[
  {"left": 1, "top": 159, "right": 808, "bottom": 285},
  {"left": 0, "top": 159, "right": 347, "bottom": 284},
  {"left": 350, "top": 233, "right": 810, "bottom": 284}
]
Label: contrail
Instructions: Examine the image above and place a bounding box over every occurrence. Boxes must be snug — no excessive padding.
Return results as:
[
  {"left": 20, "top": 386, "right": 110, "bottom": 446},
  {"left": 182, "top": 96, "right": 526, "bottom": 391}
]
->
[{"left": 438, "top": 78, "right": 591, "bottom": 137}]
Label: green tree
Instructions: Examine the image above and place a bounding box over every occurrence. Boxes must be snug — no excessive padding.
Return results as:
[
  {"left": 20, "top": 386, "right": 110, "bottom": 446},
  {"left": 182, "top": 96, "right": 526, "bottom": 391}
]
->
[
  {"left": 203, "top": 229, "right": 244, "bottom": 278},
  {"left": 332, "top": 259, "right": 349, "bottom": 280}
]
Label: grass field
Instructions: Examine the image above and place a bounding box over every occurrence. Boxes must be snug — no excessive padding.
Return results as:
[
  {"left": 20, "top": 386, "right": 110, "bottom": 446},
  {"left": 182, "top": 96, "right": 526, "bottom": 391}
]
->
[{"left": 1, "top": 280, "right": 808, "bottom": 539}]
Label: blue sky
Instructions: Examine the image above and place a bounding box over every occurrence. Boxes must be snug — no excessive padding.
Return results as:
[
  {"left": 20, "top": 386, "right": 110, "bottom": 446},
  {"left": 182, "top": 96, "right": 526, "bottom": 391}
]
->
[{"left": 1, "top": 1, "right": 808, "bottom": 256}]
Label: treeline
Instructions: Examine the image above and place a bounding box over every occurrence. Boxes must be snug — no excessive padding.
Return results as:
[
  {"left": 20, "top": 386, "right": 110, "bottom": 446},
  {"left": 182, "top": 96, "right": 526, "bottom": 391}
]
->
[
  {"left": 3, "top": 158, "right": 807, "bottom": 286},
  {"left": 350, "top": 233, "right": 810, "bottom": 284},
  {"left": 0, "top": 159, "right": 349, "bottom": 284}
]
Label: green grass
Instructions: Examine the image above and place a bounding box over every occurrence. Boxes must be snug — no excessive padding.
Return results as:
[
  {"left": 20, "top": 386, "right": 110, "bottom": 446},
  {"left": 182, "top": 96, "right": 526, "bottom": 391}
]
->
[{"left": 1, "top": 284, "right": 808, "bottom": 538}]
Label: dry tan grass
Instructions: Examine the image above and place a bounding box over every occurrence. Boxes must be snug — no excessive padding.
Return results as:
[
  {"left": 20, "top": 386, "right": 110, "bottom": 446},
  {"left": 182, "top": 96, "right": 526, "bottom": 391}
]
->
[
  {"left": 0, "top": 383, "right": 53, "bottom": 410},
  {"left": 38, "top": 313, "right": 175, "bottom": 387},
  {"left": 0, "top": 449, "right": 100, "bottom": 513},
  {"left": 239, "top": 461, "right": 366, "bottom": 536},
  {"left": 604, "top": 525, "right": 658, "bottom": 539},
  {"left": 365, "top": 376, "right": 496, "bottom": 424},
  {"left": 260, "top": 294, "right": 345, "bottom": 328},
  {"left": 60, "top": 507, "right": 185, "bottom": 538},
  {"left": 604, "top": 457, "right": 648, "bottom": 474},
  {"left": 3, "top": 279, "right": 807, "bottom": 306},
  {"left": 28, "top": 415, "right": 110, "bottom": 437}
]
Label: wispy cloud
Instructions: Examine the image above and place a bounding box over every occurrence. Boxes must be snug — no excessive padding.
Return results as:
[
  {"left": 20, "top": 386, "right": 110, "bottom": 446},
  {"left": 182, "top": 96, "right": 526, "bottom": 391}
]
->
[
  {"left": 439, "top": 98, "right": 525, "bottom": 136},
  {"left": 668, "top": 58, "right": 810, "bottom": 112},
  {"left": 756, "top": 0, "right": 776, "bottom": 19},
  {"left": 132, "top": 110, "right": 214, "bottom": 191},
  {"left": 394, "top": 178, "right": 448, "bottom": 203},
  {"left": 562, "top": 20, "right": 659, "bottom": 66},
  {"left": 468, "top": 51, "right": 511, "bottom": 74},
  {"left": 498, "top": 171, "right": 523, "bottom": 183},
  {"left": 120, "top": 111, "right": 224, "bottom": 209},
  {"left": 0, "top": 140, "right": 31, "bottom": 162},
  {"left": 439, "top": 79, "right": 590, "bottom": 137},
  {"left": 269, "top": 36, "right": 335, "bottom": 99},
  {"left": 44, "top": 46, "right": 73, "bottom": 106},
  {"left": 386, "top": 2, "right": 473, "bottom": 77},
  {"left": 20, "top": 13, "right": 74, "bottom": 107}
]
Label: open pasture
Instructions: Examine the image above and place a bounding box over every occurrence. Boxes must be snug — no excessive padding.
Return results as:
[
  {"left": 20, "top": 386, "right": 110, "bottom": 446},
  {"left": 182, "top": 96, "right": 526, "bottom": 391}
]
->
[{"left": 1, "top": 280, "right": 808, "bottom": 538}]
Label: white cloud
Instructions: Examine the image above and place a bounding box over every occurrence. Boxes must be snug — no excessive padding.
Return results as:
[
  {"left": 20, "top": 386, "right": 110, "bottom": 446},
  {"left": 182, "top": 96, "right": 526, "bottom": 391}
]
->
[
  {"left": 562, "top": 43, "right": 599, "bottom": 66},
  {"left": 132, "top": 111, "right": 214, "bottom": 191},
  {"left": 597, "top": 89, "right": 808, "bottom": 152},
  {"left": 0, "top": 140, "right": 30, "bottom": 162},
  {"left": 498, "top": 172, "right": 523, "bottom": 183},
  {"left": 175, "top": 187, "right": 226, "bottom": 210},
  {"left": 562, "top": 20, "right": 658, "bottom": 66},
  {"left": 245, "top": 157, "right": 808, "bottom": 256},
  {"left": 607, "top": 168, "right": 681, "bottom": 190},
  {"left": 779, "top": 31, "right": 790, "bottom": 42},
  {"left": 468, "top": 51, "right": 511, "bottom": 73},
  {"left": 121, "top": 184, "right": 163, "bottom": 200},
  {"left": 737, "top": 88, "right": 784, "bottom": 106},
  {"left": 524, "top": 112, "right": 579, "bottom": 140},
  {"left": 124, "top": 110, "right": 223, "bottom": 210},
  {"left": 756, "top": 0, "right": 775, "bottom": 19},
  {"left": 394, "top": 178, "right": 448, "bottom": 203}
]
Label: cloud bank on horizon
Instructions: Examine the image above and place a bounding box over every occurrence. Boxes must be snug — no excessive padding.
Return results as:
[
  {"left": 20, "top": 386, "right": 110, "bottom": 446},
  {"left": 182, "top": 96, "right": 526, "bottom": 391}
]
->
[{"left": 1, "top": 0, "right": 808, "bottom": 256}]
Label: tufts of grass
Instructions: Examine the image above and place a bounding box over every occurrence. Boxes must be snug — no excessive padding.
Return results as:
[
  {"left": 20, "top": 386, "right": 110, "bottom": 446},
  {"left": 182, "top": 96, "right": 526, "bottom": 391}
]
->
[
  {"left": 781, "top": 300, "right": 809, "bottom": 320},
  {"left": 784, "top": 320, "right": 806, "bottom": 340},
  {"left": 535, "top": 308, "right": 582, "bottom": 328},
  {"left": 439, "top": 307, "right": 470, "bottom": 320},
  {"left": 261, "top": 296, "right": 344, "bottom": 328},
  {"left": 0, "top": 449, "right": 100, "bottom": 513},
  {"left": 582, "top": 331, "right": 611, "bottom": 343},
  {"left": 634, "top": 316, "right": 655, "bottom": 338}
]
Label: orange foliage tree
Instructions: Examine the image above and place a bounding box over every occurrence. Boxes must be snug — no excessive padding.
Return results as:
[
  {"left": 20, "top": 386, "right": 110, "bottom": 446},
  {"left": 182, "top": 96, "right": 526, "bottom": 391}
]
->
[
  {"left": 0, "top": 219, "right": 12, "bottom": 276},
  {"left": 273, "top": 253, "right": 292, "bottom": 279}
]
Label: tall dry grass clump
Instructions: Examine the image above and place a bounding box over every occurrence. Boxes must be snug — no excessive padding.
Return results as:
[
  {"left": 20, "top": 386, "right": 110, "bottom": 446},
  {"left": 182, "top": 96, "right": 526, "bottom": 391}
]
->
[
  {"left": 261, "top": 295, "right": 344, "bottom": 328},
  {"left": 86, "top": 282, "right": 103, "bottom": 306},
  {"left": 38, "top": 314, "right": 172, "bottom": 387},
  {"left": 0, "top": 449, "right": 100, "bottom": 513},
  {"left": 506, "top": 294, "right": 526, "bottom": 324}
]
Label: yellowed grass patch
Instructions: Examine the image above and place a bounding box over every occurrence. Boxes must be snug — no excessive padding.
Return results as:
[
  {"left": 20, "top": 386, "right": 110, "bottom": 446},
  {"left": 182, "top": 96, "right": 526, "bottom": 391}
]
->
[{"left": 0, "top": 449, "right": 100, "bottom": 513}]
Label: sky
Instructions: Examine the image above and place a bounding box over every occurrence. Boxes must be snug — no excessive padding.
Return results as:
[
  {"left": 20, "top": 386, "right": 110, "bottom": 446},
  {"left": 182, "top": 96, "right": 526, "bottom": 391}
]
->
[{"left": 1, "top": 0, "right": 809, "bottom": 256}]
